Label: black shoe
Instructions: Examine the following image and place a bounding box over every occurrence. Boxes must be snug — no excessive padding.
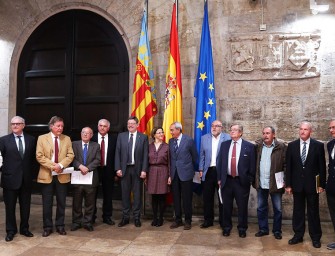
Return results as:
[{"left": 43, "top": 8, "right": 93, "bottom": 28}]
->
[
  {"left": 20, "top": 230, "right": 34, "bottom": 237},
  {"left": 170, "top": 221, "right": 183, "bottom": 229},
  {"left": 274, "top": 232, "right": 282, "bottom": 240},
  {"left": 200, "top": 221, "right": 213, "bottom": 228},
  {"left": 134, "top": 219, "right": 142, "bottom": 227},
  {"left": 56, "top": 227, "right": 67, "bottom": 235},
  {"left": 118, "top": 218, "right": 129, "bottom": 227},
  {"left": 156, "top": 219, "right": 163, "bottom": 227},
  {"left": 70, "top": 225, "right": 81, "bottom": 231},
  {"left": 184, "top": 222, "right": 191, "bottom": 230},
  {"left": 84, "top": 225, "right": 94, "bottom": 232},
  {"left": 151, "top": 219, "right": 158, "bottom": 226},
  {"left": 103, "top": 218, "right": 115, "bottom": 225},
  {"left": 288, "top": 236, "right": 303, "bottom": 245},
  {"left": 239, "top": 230, "right": 246, "bottom": 238},
  {"left": 312, "top": 240, "right": 321, "bottom": 248},
  {"left": 42, "top": 229, "right": 53, "bottom": 237},
  {"left": 255, "top": 230, "right": 269, "bottom": 237},
  {"left": 222, "top": 230, "right": 230, "bottom": 237},
  {"left": 5, "top": 233, "right": 14, "bottom": 242}
]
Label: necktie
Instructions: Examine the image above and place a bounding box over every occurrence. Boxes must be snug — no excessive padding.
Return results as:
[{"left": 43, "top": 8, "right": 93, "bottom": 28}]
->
[
  {"left": 83, "top": 143, "right": 88, "bottom": 165},
  {"left": 54, "top": 136, "right": 59, "bottom": 163},
  {"left": 127, "top": 133, "right": 134, "bottom": 164},
  {"left": 231, "top": 141, "right": 237, "bottom": 177},
  {"left": 174, "top": 139, "right": 178, "bottom": 153},
  {"left": 100, "top": 136, "right": 105, "bottom": 167},
  {"left": 17, "top": 136, "right": 24, "bottom": 159},
  {"left": 301, "top": 141, "right": 307, "bottom": 164}
]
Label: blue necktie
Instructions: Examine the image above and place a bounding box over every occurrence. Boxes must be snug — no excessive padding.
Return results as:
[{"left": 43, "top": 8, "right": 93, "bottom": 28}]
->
[
  {"left": 174, "top": 139, "right": 178, "bottom": 153},
  {"left": 301, "top": 142, "right": 307, "bottom": 164},
  {"left": 83, "top": 143, "right": 88, "bottom": 165}
]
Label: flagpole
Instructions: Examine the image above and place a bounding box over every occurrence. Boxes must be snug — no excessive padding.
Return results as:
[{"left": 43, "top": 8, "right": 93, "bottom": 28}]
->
[
  {"left": 145, "top": 0, "right": 148, "bottom": 30},
  {"left": 175, "top": 0, "right": 178, "bottom": 26}
]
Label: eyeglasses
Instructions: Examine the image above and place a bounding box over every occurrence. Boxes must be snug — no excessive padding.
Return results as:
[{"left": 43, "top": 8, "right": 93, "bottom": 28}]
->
[
  {"left": 81, "top": 132, "right": 92, "bottom": 135},
  {"left": 211, "top": 125, "right": 222, "bottom": 128},
  {"left": 230, "top": 129, "right": 240, "bottom": 132},
  {"left": 11, "top": 123, "right": 23, "bottom": 126},
  {"left": 155, "top": 132, "right": 164, "bottom": 134}
]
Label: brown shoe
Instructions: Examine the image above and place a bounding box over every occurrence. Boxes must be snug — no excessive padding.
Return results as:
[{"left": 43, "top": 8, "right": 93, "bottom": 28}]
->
[
  {"left": 170, "top": 221, "right": 183, "bottom": 229},
  {"left": 184, "top": 222, "right": 191, "bottom": 230}
]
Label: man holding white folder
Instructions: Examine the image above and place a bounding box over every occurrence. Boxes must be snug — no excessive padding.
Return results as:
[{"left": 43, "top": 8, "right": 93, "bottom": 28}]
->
[{"left": 253, "top": 126, "right": 286, "bottom": 240}]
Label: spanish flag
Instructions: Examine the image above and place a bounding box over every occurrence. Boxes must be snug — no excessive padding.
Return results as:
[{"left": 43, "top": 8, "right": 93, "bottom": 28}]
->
[
  {"left": 162, "top": 3, "right": 183, "bottom": 142},
  {"left": 131, "top": 10, "right": 157, "bottom": 136}
]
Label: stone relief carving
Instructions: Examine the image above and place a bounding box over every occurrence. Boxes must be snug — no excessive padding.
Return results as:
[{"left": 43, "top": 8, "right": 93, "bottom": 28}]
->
[{"left": 227, "top": 33, "right": 320, "bottom": 80}]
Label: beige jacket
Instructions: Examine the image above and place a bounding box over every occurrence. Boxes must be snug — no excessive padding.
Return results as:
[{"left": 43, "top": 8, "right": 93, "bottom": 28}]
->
[{"left": 36, "top": 132, "right": 74, "bottom": 183}]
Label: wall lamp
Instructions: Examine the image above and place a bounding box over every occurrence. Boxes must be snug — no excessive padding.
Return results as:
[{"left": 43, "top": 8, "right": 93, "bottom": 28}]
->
[{"left": 310, "top": 0, "right": 329, "bottom": 15}]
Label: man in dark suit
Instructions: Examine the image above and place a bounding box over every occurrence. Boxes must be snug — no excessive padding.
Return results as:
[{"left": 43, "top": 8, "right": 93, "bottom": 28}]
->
[
  {"left": 169, "top": 122, "right": 198, "bottom": 230},
  {"left": 115, "top": 116, "right": 148, "bottom": 227},
  {"left": 0, "top": 116, "right": 36, "bottom": 242},
  {"left": 327, "top": 120, "right": 335, "bottom": 250},
  {"left": 91, "top": 119, "right": 117, "bottom": 225},
  {"left": 285, "top": 121, "right": 326, "bottom": 248},
  {"left": 36, "top": 116, "right": 74, "bottom": 237},
  {"left": 217, "top": 124, "right": 256, "bottom": 238},
  {"left": 71, "top": 127, "right": 100, "bottom": 232},
  {"left": 199, "top": 120, "right": 230, "bottom": 228}
]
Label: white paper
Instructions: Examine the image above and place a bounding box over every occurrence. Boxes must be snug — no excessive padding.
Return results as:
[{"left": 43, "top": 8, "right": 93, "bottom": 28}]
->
[
  {"left": 71, "top": 170, "right": 93, "bottom": 185},
  {"left": 218, "top": 187, "right": 223, "bottom": 204},
  {"left": 275, "top": 171, "right": 284, "bottom": 189},
  {"left": 193, "top": 172, "right": 201, "bottom": 184},
  {"left": 52, "top": 167, "right": 74, "bottom": 176}
]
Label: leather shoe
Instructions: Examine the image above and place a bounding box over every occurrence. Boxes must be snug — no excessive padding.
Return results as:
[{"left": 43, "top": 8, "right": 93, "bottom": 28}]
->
[
  {"left": 255, "top": 230, "right": 269, "bottom": 237},
  {"left": 70, "top": 225, "right": 81, "bottom": 231},
  {"left": 170, "top": 221, "right": 183, "bottom": 229},
  {"left": 134, "top": 219, "right": 142, "bottom": 227},
  {"left": 200, "top": 221, "right": 213, "bottom": 228},
  {"left": 103, "top": 218, "right": 115, "bottom": 225},
  {"left": 20, "top": 230, "right": 34, "bottom": 237},
  {"left": 42, "top": 230, "right": 53, "bottom": 237},
  {"left": 288, "top": 236, "right": 303, "bottom": 245},
  {"left": 84, "top": 225, "right": 94, "bottom": 232},
  {"left": 184, "top": 222, "right": 191, "bottom": 230},
  {"left": 312, "top": 240, "right": 321, "bottom": 248},
  {"left": 5, "top": 233, "right": 14, "bottom": 242},
  {"left": 222, "top": 230, "right": 230, "bottom": 237},
  {"left": 239, "top": 230, "right": 246, "bottom": 238},
  {"left": 274, "top": 232, "right": 282, "bottom": 240},
  {"left": 151, "top": 219, "right": 158, "bottom": 226},
  {"left": 156, "top": 219, "right": 163, "bottom": 227},
  {"left": 118, "top": 218, "right": 129, "bottom": 227},
  {"left": 56, "top": 227, "right": 67, "bottom": 235}
]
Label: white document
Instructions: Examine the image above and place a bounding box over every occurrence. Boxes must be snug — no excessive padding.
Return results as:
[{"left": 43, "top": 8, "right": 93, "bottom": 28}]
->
[
  {"left": 218, "top": 187, "right": 223, "bottom": 204},
  {"left": 275, "top": 171, "right": 284, "bottom": 189},
  {"left": 52, "top": 167, "right": 74, "bottom": 176},
  {"left": 193, "top": 172, "right": 201, "bottom": 184},
  {"left": 71, "top": 170, "right": 93, "bottom": 185}
]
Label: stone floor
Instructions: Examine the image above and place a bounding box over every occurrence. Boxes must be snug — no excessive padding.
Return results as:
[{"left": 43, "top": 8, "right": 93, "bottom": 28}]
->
[{"left": 0, "top": 199, "right": 334, "bottom": 256}]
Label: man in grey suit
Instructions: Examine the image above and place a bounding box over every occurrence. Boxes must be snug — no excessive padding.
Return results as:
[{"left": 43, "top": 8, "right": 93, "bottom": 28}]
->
[
  {"left": 115, "top": 116, "right": 148, "bottom": 228},
  {"left": 71, "top": 127, "right": 101, "bottom": 232},
  {"left": 199, "top": 120, "right": 230, "bottom": 228},
  {"left": 169, "top": 122, "right": 198, "bottom": 230}
]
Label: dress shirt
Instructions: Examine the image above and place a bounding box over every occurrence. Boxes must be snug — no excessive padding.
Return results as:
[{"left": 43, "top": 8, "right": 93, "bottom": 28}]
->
[
  {"left": 332, "top": 141, "right": 335, "bottom": 159},
  {"left": 228, "top": 138, "right": 242, "bottom": 176},
  {"left": 175, "top": 134, "right": 182, "bottom": 147},
  {"left": 14, "top": 133, "right": 25, "bottom": 153},
  {"left": 210, "top": 134, "right": 220, "bottom": 167},
  {"left": 128, "top": 131, "right": 137, "bottom": 165},
  {"left": 259, "top": 141, "right": 275, "bottom": 189},
  {"left": 300, "top": 138, "right": 310, "bottom": 158},
  {"left": 98, "top": 133, "right": 108, "bottom": 166}
]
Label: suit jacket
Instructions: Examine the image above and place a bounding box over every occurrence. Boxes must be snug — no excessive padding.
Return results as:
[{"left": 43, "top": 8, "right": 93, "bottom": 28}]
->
[
  {"left": 217, "top": 139, "right": 256, "bottom": 188},
  {"left": 169, "top": 134, "right": 198, "bottom": 181},
  {"left": 115, "top": 131, "right": 148, "bottom": 175},
  {"left": 327, "top": 139, "right": 335, "bottom": 194},
  {"left": 36, "top": 132, "right": 74, "bottom": 184},
  {"left": 285, "top": 138, "right": 326, "bottom": 194},
  {"left": 92, "top": 133, "right": 117, "bottom": 177},
  {"left": 0, "top": 133, "right": 37, "bottom": 190},
  {"left": 199, "top": 132, "right": 231, "bottom": 182},
  {"left": 71, "top": 140, "right": 101, "bottom": 187}
]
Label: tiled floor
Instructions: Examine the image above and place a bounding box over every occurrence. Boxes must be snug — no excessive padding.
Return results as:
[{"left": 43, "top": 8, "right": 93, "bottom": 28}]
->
[{"left": 0, "top": 197, "right": 334, "bottom": 256}]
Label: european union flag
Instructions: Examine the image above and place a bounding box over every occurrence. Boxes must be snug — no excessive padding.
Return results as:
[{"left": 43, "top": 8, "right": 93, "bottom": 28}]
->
[{"left": 194, "top": 1, "right": 216, "bottom": 159}]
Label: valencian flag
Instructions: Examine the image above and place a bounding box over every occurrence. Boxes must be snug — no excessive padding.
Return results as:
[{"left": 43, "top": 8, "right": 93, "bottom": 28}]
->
[
  {"left": 131, "top": 10, "right": 157, "bottom": 136},
  {"left": 194, "top": 1, "right": 216, "bottom": 156},
  {"left": 162, "top": 2, "right": 183, "bottom": 142}
]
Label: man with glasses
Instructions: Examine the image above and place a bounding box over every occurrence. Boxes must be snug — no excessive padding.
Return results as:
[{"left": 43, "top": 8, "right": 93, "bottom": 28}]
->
[
  {"left": 199, "top": 120, "right": 230, "bottom": 228},
  {"left": 217, "top": 124, "right": 256, "bottom": 238},
  {"left": 71, "top": 127, "right": 100, "bottom": 232},
  {"left": 115, "top": 116, "right": 148, "bottom": 227},
  {"left": 0, "top": 116, "right": 37, "bottom": 242}
]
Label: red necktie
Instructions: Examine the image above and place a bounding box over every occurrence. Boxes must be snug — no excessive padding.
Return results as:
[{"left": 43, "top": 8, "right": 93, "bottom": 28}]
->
[
  {"left": 231, "top": 141, "right": 237, "bottom": 177},
  {"left": 54, "top": 136, "right": 59, "bottom": 163},
  {"left": 101, "top": 136, "right": 105, "bottom": 166}
]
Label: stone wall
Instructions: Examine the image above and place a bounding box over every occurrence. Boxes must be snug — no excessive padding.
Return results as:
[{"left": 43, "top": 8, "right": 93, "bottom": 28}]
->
[{"left": 0, "top": 0, "right": 335, "bottom": 220}]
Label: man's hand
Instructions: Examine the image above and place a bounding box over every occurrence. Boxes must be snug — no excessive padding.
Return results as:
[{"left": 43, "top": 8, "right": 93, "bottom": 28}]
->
[
  {"left": 317, "top": 187, "right": 325, "bottom": 194},
  {"left": 116, "top": 170, "right": 122, "bottom": 177},
  {"left": 79, "top": 164, "right": 89, "bottom": 175},
  {"left": 140, "top": 171, "right": 146, "bottom": 179},
  {"left": 285, "top": 187, "right": 292, "bottom": 195},
  {"left": 53, "top": 163, "right": 62, "bottom": 173}
]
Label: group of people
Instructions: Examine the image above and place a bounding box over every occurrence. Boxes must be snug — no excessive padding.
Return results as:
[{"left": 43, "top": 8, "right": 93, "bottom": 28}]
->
[{"left": 0, "top": 116, "right": 335, "bottom": 251}]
